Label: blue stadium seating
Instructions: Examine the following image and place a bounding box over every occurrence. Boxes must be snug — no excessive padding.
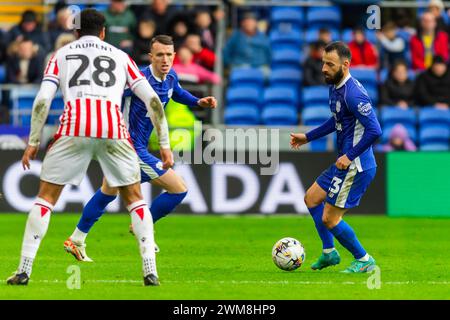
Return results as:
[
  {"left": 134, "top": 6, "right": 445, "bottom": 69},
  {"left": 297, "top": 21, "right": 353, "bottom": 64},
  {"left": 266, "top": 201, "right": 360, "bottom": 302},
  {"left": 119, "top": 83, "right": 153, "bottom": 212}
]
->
[
  {"left": 420, "top": 143, "right": 449, "bottom": 151},
  {"left": 269, "top": 68, "right": 302, "bottom": 92},
  {"left": 350, "top": 68, "right": 378, "bottom": 87},
  {"left": 261, "top": 105, "right": 298, "bottom": 126},
  {"left": 226, "top": 87, "right": 260, "bottom": 106},
  {"left": 302, "top": 106, "right": 331, "bottom": 125},
  {"left": 263, "top": 87, "right": 297, "bottom": 107},
  {"left": 418, "top": 108, "right": 450, "bottom": 130},
  {"left": 304, "top": 28, "right": 340, "bottom": 43},
  {"left": 379, "top": 68, "right": 417, "bottom": 83},
  {"left": 224, "top": 105, "right": 259, "bottom": 125},
  {"left": 271, "top": 49, "right": 303, "bottom": 70},
  {"left": 341, "top": 28, "right": 377, "bottom": 44},
  {"left": 229, "top": 68, "right": 265, "bottom": 88},
  {"left": 270, "top": 7, "right": 304, "bottom": 31},
  {"left": 419, "top": 127, "right": 450, "bottom": 146},
  {"left": 47, "top": 97, "right": 65, "bottom": 125},
  {"left": 380, "top": 107, "right": 417, "bottom": 142},
  {"left": 306, "top": 6, "right": 342, "bottom": 29},
  {"left": 365, "top": 86, "right": 379, "bottom": 106},
  {"left": 382, "top": 124, "right": 417, "bottom": 143},
  {"left": 302, "top": 86, "right": 329, "bottom": 107},
  {"left": 269, "top": 29, "right": 303, "bottom": 49},
  {"left": 0, "top": 65, "right": 5, "bottom": 83}
]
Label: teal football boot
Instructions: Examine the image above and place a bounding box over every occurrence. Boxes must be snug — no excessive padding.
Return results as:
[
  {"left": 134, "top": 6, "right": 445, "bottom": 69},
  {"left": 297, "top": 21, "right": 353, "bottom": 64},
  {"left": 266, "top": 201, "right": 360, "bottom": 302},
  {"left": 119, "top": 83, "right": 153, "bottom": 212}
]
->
[
  {"left": 311, "top": 250, "right": 341, "bottom": 270},
  {"left": 341, "top": 256, "right": 376, "bottom": 273}
]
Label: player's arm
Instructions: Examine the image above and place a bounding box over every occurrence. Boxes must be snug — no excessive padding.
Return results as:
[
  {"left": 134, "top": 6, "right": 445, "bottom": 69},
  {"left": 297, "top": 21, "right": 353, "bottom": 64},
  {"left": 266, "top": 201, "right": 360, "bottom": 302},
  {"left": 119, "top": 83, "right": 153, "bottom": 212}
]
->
[
  {"left": 172, "top": 72, "right": 217, "bottom": 109},
  {"left": 132, "top": 80, "right": 173, "bottom": 168},
  {"left": 22, "top": 58, "right": 59, "bottom": 170},
  {"left": 341, "top": 92, "right": 382, "bottom": 167},
  {"left": 290, "top": 117, "right": 336, "bottom": 149}
]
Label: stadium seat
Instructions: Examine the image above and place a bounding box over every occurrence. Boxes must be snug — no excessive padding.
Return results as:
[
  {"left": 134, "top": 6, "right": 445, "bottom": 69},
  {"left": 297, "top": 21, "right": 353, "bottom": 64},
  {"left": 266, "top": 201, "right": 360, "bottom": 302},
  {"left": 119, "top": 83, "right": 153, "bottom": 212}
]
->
[
  {"left": 226, "top": 87, "right": 260, "bottom": 106},
  {"left": 0, "top": 65, "right": 5, "bottom": 83},
  {"left": 350, "top": 68, "right": 378, "bottom": 88},
  {"left": 420, "top": 143, "right": 449, "bottom": 151},
  {"left": 261, "top": 105, "right": 298, "bottom": 126},
  {"left": 269, "top": 29, "right": 303, "bottom": 49},
  {"left": 269, "top": 68, "right": 302, "bottom": 93},
  {"left": 419, "top": 127, "right": 450, "bottom": 146},
  {"left": 381, "top": 107, "right": 416, "bottom": 127},
  {"left": 10, "top": 87, "right": 40, "bottom": 126},
  {"left": 365, "top": 86, "right": 379, "bottom": 106},
  {"left": 302, "top": 106, "right": 331, "bottom": 126},
  {"left": 270, "top": 7, "right": 304, "bottom": 31},
  {"left": 271, "top": 49, "right": 303, "bottom": 70},
  {"left": 304, "top": 28, "right": 340, "bottom": 43},
  {"left": 302, "top": 86, "right": 329, "bottom": 107},
  {"left": 224, "top": 105, "right": 259, "bottom": 125},
  {"left": 418, "top": 108, "right": 450, "bottom": 130},
  {"left": 47, "top": 97, "right": 65, "bottom": 125},
  {"left": 229, "top": 68, "right": 265, "bottom": 88},
  {"left": 341, "top": 28, "right": 377, "bottom": 44},
  {"left": 379, "top": 68, "right": 416, "bottom": 83},
  {"left": 263, "top": 87, "right": 297, "bottom": 107},
  {"left": 306, "top": 6, "right": 342, "bottom": 29},
  {"left": 381, "top": 124, "right": 417, "bottom": 143}
]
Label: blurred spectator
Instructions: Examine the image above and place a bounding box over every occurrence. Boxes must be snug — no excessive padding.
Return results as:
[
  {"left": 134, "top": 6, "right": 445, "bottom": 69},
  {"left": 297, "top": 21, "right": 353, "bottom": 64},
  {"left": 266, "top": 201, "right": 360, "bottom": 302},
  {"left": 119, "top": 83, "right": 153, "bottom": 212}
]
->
[
  {"left": 410, "top": 11, "right": 448, "bottom": 71},
  {"left": 167, "top": 13, "right": 192, "bottom": 50},
  {"left": 173, "top": 47, "right": 220, "bottom": 84},
  {"left": 380, "top": 60, "right": 414, "bottom": 108},
  {"left": 194, "top": 9, "right": 215, "bottom": 51},
  {"left": 392, "top": 8, "right": 416, "bottom": 36},
  {"left": 381, "top": 124, "right": 417, "bottom": 152},
  {"left": 222, "top": 12, "right": 271, "bottom": 70},
  {"left": 414, "top": 55, "right": 450, "bottom": 109},
  {"left": 132, "top": 18, "right": 156, "bottom": 66},
  {"left": 45, "top": 33, "right": 76, "bottom": 67},
  {"left": 184, "top": 33, "right": 216, "bottom": 70},
  {"left": 7, "top": 10, "right": 51, "bottom": 55},
  {"left": 303, "top": 40, "right": 326, "bottom": 86},
  {"left": 138, "top": 0, "right": 177, "bottom": 35},
  {"left": 348, "top": 27, "right": 378, "bottom": 68},
  {"left": 0, "top": 29, "right": 6, "bottom": 64},
  {"left": 48, "top": 6, "right": 73, "bottom": 50},
  {"left": 104, "top": 0, "right": 136, "bottom": 54},
  {"left": 6, "top": 37, "right": 44, "bottom": 84},
  {"left": 318, "top": 28, "right": 332, "bottom": 44},
  {"left": 428, "top": 0, "right": 450, "bottom": 33},
  {"left": 377, "top": 22, "right": 407, "bottom": 69}
]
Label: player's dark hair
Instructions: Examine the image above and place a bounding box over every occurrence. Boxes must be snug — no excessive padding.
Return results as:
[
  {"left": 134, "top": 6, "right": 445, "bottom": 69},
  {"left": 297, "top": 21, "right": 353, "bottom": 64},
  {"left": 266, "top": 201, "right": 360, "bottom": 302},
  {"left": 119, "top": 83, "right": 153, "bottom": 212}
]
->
[
  {"left": 150, "top": 35, "right": 174, "bottom": 50},
  {"left": 76, "top": 9, "right": 105, "bottom": 37},
  {"left": 324, "top": 41, "right": 352, "bottom": 62}
]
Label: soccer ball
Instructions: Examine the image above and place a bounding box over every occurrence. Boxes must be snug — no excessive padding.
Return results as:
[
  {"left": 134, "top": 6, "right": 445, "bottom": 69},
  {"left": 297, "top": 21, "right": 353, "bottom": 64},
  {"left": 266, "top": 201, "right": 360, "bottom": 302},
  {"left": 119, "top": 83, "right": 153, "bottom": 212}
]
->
[{"left": 272, "top": 237, "right": 305, "bottom": 271}]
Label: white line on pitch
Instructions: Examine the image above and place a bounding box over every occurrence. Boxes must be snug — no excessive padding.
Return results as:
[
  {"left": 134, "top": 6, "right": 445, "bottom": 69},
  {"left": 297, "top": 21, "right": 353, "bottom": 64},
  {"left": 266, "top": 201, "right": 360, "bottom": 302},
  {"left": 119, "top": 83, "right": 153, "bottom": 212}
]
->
[{"left": 33, "top": 279, "right": 450, "bottom": 285}]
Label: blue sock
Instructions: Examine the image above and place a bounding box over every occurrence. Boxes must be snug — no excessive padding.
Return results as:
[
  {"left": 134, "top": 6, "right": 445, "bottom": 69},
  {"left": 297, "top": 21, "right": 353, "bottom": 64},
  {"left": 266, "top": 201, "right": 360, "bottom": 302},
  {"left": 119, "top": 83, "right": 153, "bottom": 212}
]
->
[
  {"left": 77, "top": 189, "right": 117, "bottom": 233},
  {"left": 308, "top": 203, "right": 335, "bottom": 250},
  {"left": 150, "top": 191, "right": 187, "bottom": 223},
  {"left": 329, "top": 220, "right": 367, "bottom": 259}
]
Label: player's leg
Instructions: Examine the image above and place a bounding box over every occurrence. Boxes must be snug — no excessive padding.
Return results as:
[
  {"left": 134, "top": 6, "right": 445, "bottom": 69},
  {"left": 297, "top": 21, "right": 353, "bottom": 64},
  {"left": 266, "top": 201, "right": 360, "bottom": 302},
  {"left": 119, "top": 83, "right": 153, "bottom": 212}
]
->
[
  {"left": 323, "top": 167, "right": 377, "bottom": 273},
  {"left": 149, "top": 169, "right": 187, "bottom": 223},
  {"left": 305, "top": 166, "right": 340, "bottom": 270},
  {"left": 8, "top": 136, "right": 92, "bottom": 284},
  {"left": 65, "top": 178, "right": 118, "bottom": 261},
  {"left": 97, "top": 139, "right": 159, "bottom": 285}
]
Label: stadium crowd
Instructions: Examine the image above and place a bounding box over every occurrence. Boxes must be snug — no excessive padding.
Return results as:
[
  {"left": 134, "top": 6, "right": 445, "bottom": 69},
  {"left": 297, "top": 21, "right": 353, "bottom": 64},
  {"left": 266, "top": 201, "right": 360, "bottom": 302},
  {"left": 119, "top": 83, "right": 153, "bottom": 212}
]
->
[{"left": 0, "top": 0, "right": 449, "bottom": 151}]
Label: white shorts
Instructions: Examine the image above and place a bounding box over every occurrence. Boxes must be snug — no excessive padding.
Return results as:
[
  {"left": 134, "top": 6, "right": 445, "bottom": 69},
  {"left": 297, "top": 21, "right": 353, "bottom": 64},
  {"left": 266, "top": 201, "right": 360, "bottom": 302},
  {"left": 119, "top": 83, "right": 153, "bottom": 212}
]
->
[{"left": 41, "top": 136, "right": 140, "bottom": 187}]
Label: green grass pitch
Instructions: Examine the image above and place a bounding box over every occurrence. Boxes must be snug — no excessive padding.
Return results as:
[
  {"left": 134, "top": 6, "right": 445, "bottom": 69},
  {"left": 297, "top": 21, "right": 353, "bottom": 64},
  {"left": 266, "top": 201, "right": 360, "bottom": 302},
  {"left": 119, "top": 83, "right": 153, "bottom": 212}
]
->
[{"left": 0, "top": 213, "right": 449, "bottom": 300}]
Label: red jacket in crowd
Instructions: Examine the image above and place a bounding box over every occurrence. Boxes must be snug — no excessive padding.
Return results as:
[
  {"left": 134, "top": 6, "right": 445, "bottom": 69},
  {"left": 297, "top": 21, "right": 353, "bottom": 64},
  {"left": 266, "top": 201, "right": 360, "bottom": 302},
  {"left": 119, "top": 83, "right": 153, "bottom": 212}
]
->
[
  {"left": 348, "top": 40, "right": 378, "bottom": 68},
  {"left": 410, "top": 31, "right": 449, "bottom": 70}
]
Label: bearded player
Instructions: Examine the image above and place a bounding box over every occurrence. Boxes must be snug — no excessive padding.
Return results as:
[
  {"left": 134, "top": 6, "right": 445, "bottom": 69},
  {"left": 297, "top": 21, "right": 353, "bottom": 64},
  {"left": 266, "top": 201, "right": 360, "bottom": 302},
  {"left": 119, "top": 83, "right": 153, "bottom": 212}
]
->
[{"left": 290, "top": 42, "right": 382, "bottom": 273}]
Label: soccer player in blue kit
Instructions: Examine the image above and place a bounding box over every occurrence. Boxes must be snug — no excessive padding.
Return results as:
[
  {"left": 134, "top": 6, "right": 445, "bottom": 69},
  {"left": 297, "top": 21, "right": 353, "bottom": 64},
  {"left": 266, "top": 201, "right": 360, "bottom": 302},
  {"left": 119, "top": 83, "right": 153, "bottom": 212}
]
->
[
  {"left": 64, "top": 35, "right": 217, "bottom": 261},
  {"left": 290, "top": 42, "right": 382, "bottom": 273}
]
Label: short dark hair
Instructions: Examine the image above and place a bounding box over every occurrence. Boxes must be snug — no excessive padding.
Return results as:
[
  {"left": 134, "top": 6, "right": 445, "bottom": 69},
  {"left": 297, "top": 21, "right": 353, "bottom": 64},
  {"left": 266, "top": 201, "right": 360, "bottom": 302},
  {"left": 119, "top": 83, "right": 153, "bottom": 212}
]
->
[
  {"left": 150, "top": 35, "right": 174, "bottom": 50},
  {"left": 76, "top": 9, "right": 105, "bottom": 37},
  {"left": 324, "top": 41, "right": 352, "bottom": 61}
]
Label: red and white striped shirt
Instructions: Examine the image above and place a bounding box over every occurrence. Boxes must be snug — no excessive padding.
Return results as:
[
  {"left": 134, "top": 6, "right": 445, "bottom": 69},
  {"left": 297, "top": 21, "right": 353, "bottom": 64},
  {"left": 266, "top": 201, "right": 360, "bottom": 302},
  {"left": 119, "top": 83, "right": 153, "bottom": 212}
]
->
[{"left": 43, "top": 35, "right": 145, "bottom": 139}]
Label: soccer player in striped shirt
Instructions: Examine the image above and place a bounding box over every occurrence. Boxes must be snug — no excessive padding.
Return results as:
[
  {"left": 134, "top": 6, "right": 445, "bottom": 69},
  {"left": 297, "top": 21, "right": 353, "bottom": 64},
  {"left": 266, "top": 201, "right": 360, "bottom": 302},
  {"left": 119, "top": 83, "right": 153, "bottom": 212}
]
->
[
  {"left": 7, "top": 9, "right": 170, "bottom": 286},
  {"left": 63, "top": 35, "right": 217, "bottom": 261},
  {"left": 290, "top": 42, "right": 382, "bottom": 273}
]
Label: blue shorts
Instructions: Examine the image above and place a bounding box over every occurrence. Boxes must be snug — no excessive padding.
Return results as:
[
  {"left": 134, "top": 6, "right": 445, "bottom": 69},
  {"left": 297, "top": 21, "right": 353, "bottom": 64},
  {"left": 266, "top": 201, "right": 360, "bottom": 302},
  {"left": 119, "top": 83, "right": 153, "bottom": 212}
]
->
[
  {"left": 136, "top": 149, "right": 167, "bottom": 183},
  {"left": 316, "top": 164, "right": 376, "bottom": 209}
]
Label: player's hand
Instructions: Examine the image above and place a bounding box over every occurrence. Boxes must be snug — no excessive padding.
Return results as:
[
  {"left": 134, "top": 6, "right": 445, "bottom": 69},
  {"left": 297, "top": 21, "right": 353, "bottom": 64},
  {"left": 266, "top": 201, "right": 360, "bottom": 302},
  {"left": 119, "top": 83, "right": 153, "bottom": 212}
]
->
[
  {"left": 336, "top": 154, "right": 352, "bottom": 170},
  {"left": 160, "top": 147, "right": 174, "bottom": 169},
  {"left": 22, "top": 145, "right": 39, "bottom": 170},
  {"left": 197, "top": 96, "right": 217, "bottom": 109},
  {"left": 290, "top": 133, "right": 308, "bottom": 149}
]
